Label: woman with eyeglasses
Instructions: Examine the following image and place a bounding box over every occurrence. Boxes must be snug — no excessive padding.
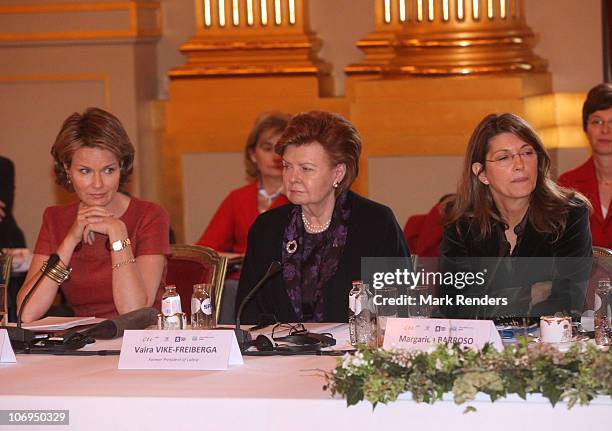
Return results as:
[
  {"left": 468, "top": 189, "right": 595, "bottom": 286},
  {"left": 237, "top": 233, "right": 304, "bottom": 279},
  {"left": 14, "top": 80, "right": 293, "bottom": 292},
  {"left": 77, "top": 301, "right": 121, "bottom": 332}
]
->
[
  {"left": 558, "top": 83, "right": 612, "bottom": 248},
  {"left": 440, "top": 113, "right": 592, "bottom": 319}
]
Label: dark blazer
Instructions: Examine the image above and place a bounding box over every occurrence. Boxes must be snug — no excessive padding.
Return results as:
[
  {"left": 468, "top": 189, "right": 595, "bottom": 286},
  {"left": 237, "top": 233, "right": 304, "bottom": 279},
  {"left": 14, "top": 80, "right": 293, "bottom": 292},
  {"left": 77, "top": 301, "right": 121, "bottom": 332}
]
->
[
  {"left": 236, "top": 191, "right": 410, "bottom": 324},
  {"left": 440, "top": 203, "right": 592, "bottom": 318},
  {"left": 0, "top": 156, "right": 26, "bottom": 248}
]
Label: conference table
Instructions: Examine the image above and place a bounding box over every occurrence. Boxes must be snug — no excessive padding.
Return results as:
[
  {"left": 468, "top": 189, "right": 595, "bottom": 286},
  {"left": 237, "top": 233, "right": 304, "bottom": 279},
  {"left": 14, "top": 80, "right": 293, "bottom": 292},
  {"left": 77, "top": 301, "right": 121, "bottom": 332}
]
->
[{"left": 0, "top": 324, "right": 611, "bottom": 430}]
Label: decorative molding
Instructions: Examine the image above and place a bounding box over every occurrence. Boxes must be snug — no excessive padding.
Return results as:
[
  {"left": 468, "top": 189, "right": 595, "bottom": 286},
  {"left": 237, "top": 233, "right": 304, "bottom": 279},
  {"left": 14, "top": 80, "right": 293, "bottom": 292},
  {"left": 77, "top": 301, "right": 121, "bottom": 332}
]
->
[
  {"left": 347, "top": 0, "right": 546, "bottom": 76},
  {"left": 0, "top": 73, "right": 112, "bottom": 108},
  {"left": 0, "top": 1, "right": 161, "bottom": 43},
  {"left": 170, "top": 0, "right": 329, "bottom": 79}
]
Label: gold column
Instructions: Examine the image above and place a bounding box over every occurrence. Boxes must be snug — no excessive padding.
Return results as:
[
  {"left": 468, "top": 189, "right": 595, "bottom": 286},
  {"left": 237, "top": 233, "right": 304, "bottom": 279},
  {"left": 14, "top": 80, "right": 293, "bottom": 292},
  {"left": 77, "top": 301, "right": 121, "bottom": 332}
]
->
[
  {"left": 169, "top": 0, "right": 329, "bottom": 79},
  {"left": 347, "top": 0, "right": 546, "bottom": 76}
]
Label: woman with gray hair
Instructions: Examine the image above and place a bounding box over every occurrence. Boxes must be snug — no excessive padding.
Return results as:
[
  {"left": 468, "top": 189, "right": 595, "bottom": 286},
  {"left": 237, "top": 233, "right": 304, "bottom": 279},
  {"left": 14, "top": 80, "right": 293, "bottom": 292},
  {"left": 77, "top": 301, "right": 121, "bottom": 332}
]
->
[{"left": 236, "top": 111, "right": 409, "bottom": 324}]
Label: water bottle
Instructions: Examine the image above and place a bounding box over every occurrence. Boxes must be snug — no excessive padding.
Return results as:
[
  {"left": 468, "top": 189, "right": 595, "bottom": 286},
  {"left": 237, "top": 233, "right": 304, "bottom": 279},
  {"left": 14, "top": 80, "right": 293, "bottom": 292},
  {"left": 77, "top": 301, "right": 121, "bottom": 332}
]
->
[
  {"left": 161, "top": 285, "right": 182, "bottom": 330},
  {"left": 348, "top": 281, "right": 376, "bottom": 346},
  {"left": 191, "top": 283, "right": 216, "bottom": 329},
  {"left": 594, "top": 279, "right": 612, "bottom": 346}
]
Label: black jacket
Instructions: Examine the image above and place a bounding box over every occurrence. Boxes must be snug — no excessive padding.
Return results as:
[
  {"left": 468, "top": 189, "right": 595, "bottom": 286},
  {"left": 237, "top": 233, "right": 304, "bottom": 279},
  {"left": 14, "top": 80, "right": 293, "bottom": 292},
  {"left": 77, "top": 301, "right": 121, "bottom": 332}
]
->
[
  {"left": 0, "top": 156, "right": 26, "bottom": 248},
  {"left": 439, "top": 203, "right": 593, "bottom": 318},
  {"left": 236, "top": 191, "right": 410, "bottom": 324}
]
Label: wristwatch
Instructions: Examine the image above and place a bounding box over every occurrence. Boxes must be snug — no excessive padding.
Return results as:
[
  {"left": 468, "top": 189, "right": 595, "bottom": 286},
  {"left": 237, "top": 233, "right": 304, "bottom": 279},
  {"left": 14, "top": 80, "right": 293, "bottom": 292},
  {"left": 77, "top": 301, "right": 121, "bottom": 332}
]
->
[{"left": 111, "top": 238, "right": 131, "bottom": 252}]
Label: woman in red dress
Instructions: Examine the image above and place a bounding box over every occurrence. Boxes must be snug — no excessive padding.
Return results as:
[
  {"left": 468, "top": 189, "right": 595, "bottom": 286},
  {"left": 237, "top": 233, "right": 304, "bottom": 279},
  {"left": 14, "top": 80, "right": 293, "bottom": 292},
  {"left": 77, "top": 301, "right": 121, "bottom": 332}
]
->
[
  {"left": 18, "top": 108, "right": 170, "bottom": 321},
  {"left": 196, "top": 112, "right": 290, "bottom": 255}
]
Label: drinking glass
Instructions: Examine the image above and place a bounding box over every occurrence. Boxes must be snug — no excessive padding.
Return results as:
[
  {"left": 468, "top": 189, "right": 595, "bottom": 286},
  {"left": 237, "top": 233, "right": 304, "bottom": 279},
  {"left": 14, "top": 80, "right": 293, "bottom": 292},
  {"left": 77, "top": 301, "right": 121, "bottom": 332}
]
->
[{"left": 375, "top": 286, "right": 398, "bottom": 347}]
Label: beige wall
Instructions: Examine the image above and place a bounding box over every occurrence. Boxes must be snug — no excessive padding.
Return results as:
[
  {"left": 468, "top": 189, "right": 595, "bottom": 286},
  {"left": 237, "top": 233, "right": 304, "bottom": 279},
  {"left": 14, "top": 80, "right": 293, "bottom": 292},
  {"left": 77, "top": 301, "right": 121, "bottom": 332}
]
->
[{"left": 526, "top": 0, "right": 603, "bottom": 92}]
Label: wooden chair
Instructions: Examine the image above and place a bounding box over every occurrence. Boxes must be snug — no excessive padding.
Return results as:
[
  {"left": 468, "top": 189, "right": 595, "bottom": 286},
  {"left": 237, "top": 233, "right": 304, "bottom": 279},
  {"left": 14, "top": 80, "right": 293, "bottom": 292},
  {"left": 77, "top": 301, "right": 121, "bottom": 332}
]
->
[
  {"left": 166, "top": 244, "right": 228, "bottom": 324},
  {"left": 586, "top": 246, "right": 612, "bottom": 309},
  {"left": 0, "top": 254, "right": 12, "bottom": 325}
]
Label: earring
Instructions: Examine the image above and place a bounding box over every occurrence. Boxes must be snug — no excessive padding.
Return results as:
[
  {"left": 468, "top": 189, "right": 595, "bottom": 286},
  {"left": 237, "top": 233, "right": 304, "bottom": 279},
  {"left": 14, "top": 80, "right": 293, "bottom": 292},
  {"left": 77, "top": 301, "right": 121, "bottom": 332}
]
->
[{"left": 333, "top": 181, "right": 339, "bottom": 189}]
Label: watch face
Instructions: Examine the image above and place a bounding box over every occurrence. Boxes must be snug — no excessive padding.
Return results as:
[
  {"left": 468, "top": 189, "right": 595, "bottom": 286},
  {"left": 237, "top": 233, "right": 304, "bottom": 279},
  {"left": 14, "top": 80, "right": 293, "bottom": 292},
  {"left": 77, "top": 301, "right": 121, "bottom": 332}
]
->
[{"left": 112, "top": 241, "right": 123, "bottom": 251}]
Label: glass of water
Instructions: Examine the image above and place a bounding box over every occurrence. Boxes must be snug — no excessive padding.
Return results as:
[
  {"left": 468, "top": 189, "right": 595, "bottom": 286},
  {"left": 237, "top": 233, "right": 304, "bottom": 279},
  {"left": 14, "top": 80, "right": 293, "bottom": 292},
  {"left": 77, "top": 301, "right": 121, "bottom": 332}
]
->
[{"left": 375, "top": 286, "right": 398, "bottom": 347}]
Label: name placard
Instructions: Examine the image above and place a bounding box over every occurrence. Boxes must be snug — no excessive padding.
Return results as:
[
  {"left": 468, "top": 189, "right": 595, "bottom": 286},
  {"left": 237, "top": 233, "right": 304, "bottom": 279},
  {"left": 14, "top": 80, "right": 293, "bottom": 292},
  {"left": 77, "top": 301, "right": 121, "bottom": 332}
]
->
[
  {"left": 0, "top": 329, "right": 17, "bottom": 363},
  {"left": 382, "top": 318, "right": 503, "bottom": 352},
  {"left": 118, "top": 329, "right": 243, "bottom": 370}
]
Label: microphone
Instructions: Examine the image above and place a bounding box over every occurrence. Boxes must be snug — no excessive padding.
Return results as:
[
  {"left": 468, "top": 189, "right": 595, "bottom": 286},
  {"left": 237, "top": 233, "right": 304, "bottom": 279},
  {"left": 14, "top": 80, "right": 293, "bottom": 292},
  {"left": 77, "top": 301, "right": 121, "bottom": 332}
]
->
[
  {"left": 83, "top": 307, "right": 159, "bottom": 339},
  {"left": 1, "top": 253, "right": 61, "bottom": 351},
  {"left": 234, "top": 261, "right": 281, "bottom": 351}
]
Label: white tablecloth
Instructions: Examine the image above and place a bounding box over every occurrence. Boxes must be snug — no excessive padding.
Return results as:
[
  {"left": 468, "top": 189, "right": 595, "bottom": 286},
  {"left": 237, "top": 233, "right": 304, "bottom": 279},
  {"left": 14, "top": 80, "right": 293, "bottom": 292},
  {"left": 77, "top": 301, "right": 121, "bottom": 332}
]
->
[{"left": 0, "top": 324, "right": 610, "bottom": 430}]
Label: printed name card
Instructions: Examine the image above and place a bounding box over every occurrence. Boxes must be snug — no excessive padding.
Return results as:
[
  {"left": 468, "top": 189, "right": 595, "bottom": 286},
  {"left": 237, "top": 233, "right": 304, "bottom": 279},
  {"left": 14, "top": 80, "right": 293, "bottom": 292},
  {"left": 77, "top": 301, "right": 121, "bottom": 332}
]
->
[
  {"left": 0, "top": 329, "right": 17, "bottom": 363},
  {"left": 118, "top": 329, "right": 243, "bottom": 370},
  {"left": 382, "top": 318, "right": 503, "bottom": 352}
]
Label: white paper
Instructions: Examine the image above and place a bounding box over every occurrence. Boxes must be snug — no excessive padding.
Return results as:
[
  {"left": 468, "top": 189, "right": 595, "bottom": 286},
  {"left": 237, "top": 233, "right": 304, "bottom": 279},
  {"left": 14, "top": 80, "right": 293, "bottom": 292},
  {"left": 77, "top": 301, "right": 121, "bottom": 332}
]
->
[
  {"left": 118, "top": 329, "right": 243, "bottom": 370},
  {"left": 383, "top": 318, "right": 503, "bottom": 352},
  {"left": 22, "top": 316, "right": 99, "bottom": 331},
  {"left": 0, "top": 329, "right": 17, "bottom": 363}
]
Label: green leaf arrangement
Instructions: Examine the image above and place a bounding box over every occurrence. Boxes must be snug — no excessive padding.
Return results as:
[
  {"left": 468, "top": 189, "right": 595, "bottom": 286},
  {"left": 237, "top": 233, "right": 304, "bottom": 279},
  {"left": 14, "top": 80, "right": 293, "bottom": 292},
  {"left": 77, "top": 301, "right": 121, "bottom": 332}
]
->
[{"left": 324, "top": 340, "right": 612, "bottom": 410}]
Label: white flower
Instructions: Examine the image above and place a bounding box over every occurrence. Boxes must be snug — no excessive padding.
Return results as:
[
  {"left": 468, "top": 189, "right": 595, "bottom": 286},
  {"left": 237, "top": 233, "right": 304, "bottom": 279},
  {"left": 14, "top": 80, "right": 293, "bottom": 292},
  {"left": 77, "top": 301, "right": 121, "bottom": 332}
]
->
[{"left": 435, "top": 358, "right": 443, "bottom": 370}]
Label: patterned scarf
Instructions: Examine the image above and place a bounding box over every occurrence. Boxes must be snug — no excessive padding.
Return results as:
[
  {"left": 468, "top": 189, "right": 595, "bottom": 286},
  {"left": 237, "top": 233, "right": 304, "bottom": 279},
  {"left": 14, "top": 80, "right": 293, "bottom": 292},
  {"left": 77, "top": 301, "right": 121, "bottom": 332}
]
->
[{"left": 281, "top": 192, "right": 351, "bottom": 321}]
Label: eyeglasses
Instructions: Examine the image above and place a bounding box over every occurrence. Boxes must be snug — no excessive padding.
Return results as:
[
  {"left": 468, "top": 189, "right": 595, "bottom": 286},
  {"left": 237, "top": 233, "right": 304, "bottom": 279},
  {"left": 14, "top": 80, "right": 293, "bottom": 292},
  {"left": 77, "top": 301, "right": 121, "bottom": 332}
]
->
[
  {"left": 271, "top": 323, "right": 307, "bottom": 340},
  {"left": 588, "top": 118, "right": 612, "bottom": 129},
  {"left": 485, "top": 148, "right": 536, "bottom": 168}
]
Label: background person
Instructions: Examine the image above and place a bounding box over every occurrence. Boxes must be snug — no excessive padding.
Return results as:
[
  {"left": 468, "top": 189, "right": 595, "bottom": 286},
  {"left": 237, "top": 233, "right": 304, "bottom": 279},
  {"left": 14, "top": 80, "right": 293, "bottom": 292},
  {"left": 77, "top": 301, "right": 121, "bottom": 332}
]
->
[
  {"left": 17, "top": 108, "right": 170, "bottom": 322},
  {"left": 196, "top": 112, "right": 290, "bottom": 257},
  {"left": 0, "top": 155, "right": 28, "bottom": 321},
  {"left": 558, "top": 83, "right": 612, "bottom": 248},
  {"left": 441, "top": 113, "right": 592, "bottom": 319},
  {"left": 236, "top": 111, "right": 409, "bottom": 324}
]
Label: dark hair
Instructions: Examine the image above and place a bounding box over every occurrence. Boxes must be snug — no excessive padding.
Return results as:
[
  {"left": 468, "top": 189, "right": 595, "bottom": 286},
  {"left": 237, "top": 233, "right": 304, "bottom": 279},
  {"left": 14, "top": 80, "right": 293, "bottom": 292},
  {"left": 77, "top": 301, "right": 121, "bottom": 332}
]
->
[
  {"left": 444, "top": 113, "right": 589, "bottom": 240},
  {"left": 51, "top": 107, "right": 134, "bottom": 192},
  {"left": 275, "top": 111, "right": 361, "bottom": 195},
  {"left": 244, "top": 112, "right": 290, "bottom": 179},
  {"left": 583, "top": 83, "right": 612, "bottom": 131}
]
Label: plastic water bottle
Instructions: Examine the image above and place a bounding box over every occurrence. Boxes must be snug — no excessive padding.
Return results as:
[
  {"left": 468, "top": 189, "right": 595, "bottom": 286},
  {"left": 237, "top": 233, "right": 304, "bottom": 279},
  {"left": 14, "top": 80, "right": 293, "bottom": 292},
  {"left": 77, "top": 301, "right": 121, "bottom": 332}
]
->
[
  {"left": 595, "top": 279, "right": 611, "bottom": 346},
  {"left": 161, "top": 285, "right": 182, "bottom": 330},
  {"left": 191, "top": 283, "right": 215, "bottom": 329}
]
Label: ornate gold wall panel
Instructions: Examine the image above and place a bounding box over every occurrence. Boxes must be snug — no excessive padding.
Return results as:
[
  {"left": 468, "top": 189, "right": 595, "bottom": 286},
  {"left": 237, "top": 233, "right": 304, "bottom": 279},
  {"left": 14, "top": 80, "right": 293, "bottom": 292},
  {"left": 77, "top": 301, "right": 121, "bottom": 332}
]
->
[
  {"left": 347, "top": 0, "right": 546, "bottom": 76},
  {"left": 169, "top": 0, "right": 330, "bottom": 80},
  {"left": 0, "top": 1, "right": 161, "bottom": 42},
  {"left": 348, "top": 73, "right": 553, "bottom": 194}
]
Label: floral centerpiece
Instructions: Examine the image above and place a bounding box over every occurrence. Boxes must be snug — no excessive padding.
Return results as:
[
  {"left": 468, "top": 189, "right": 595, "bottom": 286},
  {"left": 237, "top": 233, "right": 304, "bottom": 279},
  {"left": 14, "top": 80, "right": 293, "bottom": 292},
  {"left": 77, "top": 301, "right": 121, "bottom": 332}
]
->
[{"left": 324, "top": 340, "right": 612, "bottom": 411}]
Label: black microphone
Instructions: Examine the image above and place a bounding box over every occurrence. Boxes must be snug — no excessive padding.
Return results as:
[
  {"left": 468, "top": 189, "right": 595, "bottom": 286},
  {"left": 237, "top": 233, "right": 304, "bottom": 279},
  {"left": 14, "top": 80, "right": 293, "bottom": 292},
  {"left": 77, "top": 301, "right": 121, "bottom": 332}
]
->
[
  {"left": 83, "top": 307, "right": 159, "bottom": 339},
  {"left": 1, "top": 253, "right": 61, "bottom": 351},
  {"left": 234, "top": 261, "right": 281, "bottom": 351}
]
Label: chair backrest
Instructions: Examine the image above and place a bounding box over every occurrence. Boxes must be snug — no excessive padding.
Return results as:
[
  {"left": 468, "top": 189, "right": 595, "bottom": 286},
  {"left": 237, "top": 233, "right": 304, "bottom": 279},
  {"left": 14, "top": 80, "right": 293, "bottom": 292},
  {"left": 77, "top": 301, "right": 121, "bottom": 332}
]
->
[
  {"left": 166, "top": 244, "right": 228, "bottom": 324},
  {"left": 0, "top": 254, "right": 12, "bottom": 326},
  {"left": 593, "top": 246, "right": 612, "bottom": 276},
  {"left": 585, "top": 246, "right": 612, "bottom": 309}
]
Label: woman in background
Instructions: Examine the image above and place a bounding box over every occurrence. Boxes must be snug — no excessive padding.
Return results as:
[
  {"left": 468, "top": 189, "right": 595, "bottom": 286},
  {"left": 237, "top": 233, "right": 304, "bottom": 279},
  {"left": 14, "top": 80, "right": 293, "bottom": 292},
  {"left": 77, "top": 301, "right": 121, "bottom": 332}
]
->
[
  {"left": 18, "top": 108, "right": 170, "bottom": 321},
  {"left": 196, "top": 112, "right": 290, "bottom": 255},
  {"left": 558, "top": 83, "right": 612, "bottom": 248}
]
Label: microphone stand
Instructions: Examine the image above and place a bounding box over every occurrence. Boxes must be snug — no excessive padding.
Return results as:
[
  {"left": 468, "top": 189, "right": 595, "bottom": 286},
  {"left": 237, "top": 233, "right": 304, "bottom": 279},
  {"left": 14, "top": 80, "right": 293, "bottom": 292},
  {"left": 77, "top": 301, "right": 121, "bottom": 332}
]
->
[
  {"left": 234, "top": 261, "right": 281, "bottom": 352},
  {"left": 1, "top": 253, "right": 61, "bottom": 352}
]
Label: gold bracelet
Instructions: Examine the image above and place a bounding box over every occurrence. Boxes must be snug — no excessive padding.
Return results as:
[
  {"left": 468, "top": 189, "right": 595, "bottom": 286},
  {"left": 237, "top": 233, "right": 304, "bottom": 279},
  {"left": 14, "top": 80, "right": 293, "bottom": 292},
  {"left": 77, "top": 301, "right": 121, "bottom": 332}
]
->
[
  {"left": 112, "top": 258, "right": 136, "bottom": 270},
  {"left": 41, "top": 259, "right": 71, "bottom": 284}
]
